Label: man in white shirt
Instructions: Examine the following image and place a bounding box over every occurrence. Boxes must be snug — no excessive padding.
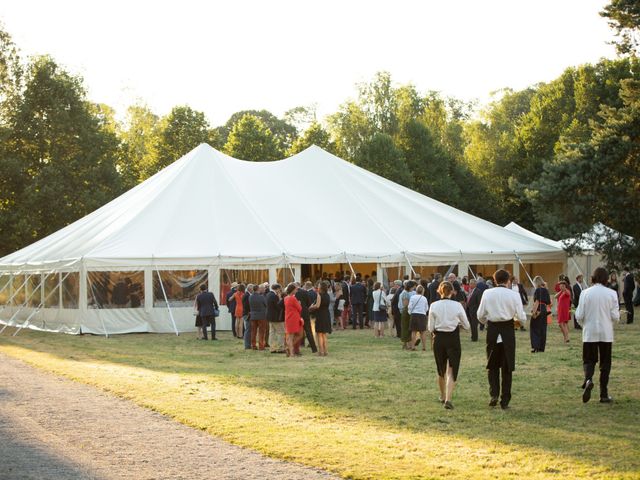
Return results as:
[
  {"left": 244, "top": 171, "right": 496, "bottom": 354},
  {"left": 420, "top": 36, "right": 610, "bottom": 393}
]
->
[
  {"left": 575, "top": 267, "right": 620, "bottom": 403},
  {"left": 477, "top": 269, "right": 527, "bottom": 409}
]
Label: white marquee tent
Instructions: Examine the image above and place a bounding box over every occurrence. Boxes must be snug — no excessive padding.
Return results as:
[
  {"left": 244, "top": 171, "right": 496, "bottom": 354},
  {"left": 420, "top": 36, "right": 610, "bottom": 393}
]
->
[
  {"left": 504, "top": 221, "right": 614, "bottom": 283},
  {"left": 0, "top": 144, "right": 565, "bottom": 335}
]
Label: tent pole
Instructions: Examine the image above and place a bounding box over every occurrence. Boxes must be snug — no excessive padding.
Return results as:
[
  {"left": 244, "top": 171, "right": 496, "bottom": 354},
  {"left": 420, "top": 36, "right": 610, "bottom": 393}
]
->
[
  {"left": 569, "top": 255, "right": 585, "bottom": 278},
  {"left": 344, "top": 253, "right": 357, "bottom": 279},
  {"left": 87, "top": 273, "right": 109, "bottom": 338},
  {"left": 283, "top": 255, "right": 296, "bottom": 285},
  {"left": 445, "top": 262, "right": 458, "bottom": 278},
  {"left": 4, "top": 273, "right": 37, "bottom": 330},
  {"left": 403, "top": 252, "right": 417, "bottom": 278},
  {"left": 0, "top": 273, "right": 30, "bottom": 313},
  {"left": 11, "top": 273, "right": 49, "bottom": 336},
  {"left": 514, "top": 251, "right": 535, "bottom": 288},
  {"left": 460, "top": 251, "right": 477, "bottom": 280},
  {"left": 155, "top": 265, "right": 179, "bottom": 336},
  {"left": 15, "top": 271, "right": 73, "bottom": 335}
]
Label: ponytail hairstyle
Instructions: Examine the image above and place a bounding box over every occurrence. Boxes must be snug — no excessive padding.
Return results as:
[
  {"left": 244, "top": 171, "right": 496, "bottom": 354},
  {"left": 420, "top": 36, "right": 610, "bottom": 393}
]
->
[{"left": 437, "top": 281, "right": 454, "bottom": 299}]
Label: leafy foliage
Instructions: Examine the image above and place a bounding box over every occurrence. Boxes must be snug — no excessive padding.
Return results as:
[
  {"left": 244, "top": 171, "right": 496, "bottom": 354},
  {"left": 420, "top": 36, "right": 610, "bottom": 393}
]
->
[
  {"left": 223, "top": 113, "right": 282, "bottom": 161},
  {"left": 601, "top": 0, "right": 640, "bottom": 55}
]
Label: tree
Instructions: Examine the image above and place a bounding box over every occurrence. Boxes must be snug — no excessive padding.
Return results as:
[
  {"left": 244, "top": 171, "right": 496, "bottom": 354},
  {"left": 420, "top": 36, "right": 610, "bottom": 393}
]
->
[
  {"left": 354, "top": 133, "right": 411, "bottom": 187},
  {"left": 223, "top": 113, "right": 281, "bottom": 161},
  {"left": 396, "top": 118, "right": 459, "bottom": 201},
  {"left": 601, "top": 0, "right": 640, "bottom": 56},
  {"left": 528, "top": 79, "right": 640, "bottom": 268},
  {"left": 217, "top": 109, "right": 296, "bottom": 155},
  {"left": 288, "top": 121, "right": 335, "bottom": 155},
  {"left": 154, "top": 105, "right": 212, "bottom": 172},
  {"left": 0, "top": 23, "right": 23, "bottom": 125},
  {"left": 0, "top": 56, "right": 122, "bottom": 255},
  {"left": 119, "top": 104, "right": 160, "bottom": 186}
]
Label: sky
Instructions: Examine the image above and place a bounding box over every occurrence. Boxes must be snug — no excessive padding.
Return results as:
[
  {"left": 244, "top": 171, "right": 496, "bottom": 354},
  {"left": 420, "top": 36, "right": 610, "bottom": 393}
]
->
[{"left": 0, "top": 0, "right": 618, "bottom": 126}]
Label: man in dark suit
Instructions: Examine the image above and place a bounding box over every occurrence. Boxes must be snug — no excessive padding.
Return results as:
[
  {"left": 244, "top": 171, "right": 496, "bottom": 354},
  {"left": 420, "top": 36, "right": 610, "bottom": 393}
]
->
[
  {"left": 295, "top": 282, "right": 317, "bottom": 353},
  {"left": 196, "top": 284, "right": 219, "bottom": 341},
  {"left": 572, "top": 275, "right": 584, "bottom": 330},
  {"left": 623, "top": 269, "right": 635, "bottom": 324},
  {"left": 466, "top": 279, "right": 486, "bottom": 341},
  {"left": 341, "top": 276, "right": 352, "bottom": 326},
  {"left": 427, "top": 273, "right": 442, "bottom": 305},
  {"left": 350, "top": 280, "right": 367, "bottom": 329},
  {"left": 390, "top": 280, "right": 404, "bottom": 338},
  {"left": 226, "top": 283, "right": 238, "bottom": 337}
]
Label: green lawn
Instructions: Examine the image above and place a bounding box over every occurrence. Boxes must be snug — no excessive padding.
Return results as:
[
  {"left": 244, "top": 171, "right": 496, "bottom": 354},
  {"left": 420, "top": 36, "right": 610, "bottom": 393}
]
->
[{"left": 0, "top": 316, "right": 638, "bottom": 479}]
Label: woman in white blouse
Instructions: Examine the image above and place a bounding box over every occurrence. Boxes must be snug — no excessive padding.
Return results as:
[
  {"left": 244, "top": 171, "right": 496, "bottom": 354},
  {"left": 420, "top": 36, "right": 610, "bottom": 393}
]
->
[
  {"left": 428, "top": 281, "right": 471, "bottom": 410},
  {"left": 408, "top": 285, "right": 429, "bottom": 351}
]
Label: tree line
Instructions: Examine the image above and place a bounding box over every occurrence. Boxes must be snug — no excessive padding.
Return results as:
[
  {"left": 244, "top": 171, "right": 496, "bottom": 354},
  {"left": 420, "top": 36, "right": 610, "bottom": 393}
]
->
[{"left": 0, "top": 2, "right": 638, "bottom": 266}]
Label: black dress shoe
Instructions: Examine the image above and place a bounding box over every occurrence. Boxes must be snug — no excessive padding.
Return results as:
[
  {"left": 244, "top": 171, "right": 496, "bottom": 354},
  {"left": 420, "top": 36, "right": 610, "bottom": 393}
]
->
[
  {"left": 415, "top": 338, "right": 421, "bottom": 347},
  {"left": 489, "top": 397, "right": 498, "bottom": 407},
  {"left": 582, "top": 379, "right": 594, "bottom": 403},
  {"left": 599, "top": 396, "right": 613, "bottom": 403},
  {"left": 500, "top": 404, "right": 510, "bottom": 410},
  {"left": 444, "top": 401, "right": 454, "bottom": 410}
]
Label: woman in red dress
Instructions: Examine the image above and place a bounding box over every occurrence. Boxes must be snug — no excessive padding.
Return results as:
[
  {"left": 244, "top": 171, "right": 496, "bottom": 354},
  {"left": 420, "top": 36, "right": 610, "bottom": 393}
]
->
[
  {"left": 555, "top": 281, "right": 571, "bottom": 343},
  {"left": 284, "top": 283, "right": 304, "bottom": 357}
]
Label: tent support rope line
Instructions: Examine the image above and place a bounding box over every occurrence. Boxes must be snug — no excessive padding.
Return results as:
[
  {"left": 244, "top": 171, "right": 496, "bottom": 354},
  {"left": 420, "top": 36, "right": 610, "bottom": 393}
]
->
[
  {"left": 155, "top": 264, "right": 179, "bottom": 336},
  {"left": 12, "top": 272, "right": 72, "bottom": 337}
]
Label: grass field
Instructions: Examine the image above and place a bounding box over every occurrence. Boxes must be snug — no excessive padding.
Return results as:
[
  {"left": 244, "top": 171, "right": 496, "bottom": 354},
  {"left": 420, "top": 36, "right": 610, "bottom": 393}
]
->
[{"left": 0, "top": 316, "right": 639, "bottom": 479}]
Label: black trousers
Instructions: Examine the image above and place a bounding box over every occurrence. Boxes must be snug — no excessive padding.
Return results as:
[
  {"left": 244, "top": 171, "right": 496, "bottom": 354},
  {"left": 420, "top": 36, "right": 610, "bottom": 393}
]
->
[
  {"left": 392, "top": 311, "right": 401, "bottom": 338},
  {"left": 487, "top": 343, "right": 512, "bottom": 407},
  {"left": 230, "top": 314, "right": 236, "bottom": 337},
  {"left": 202, "top": 315, "right": 215, "bottom": 340},
  {"left": 300, "top": 315, "right": 317, "bottom": 352},
  {"left": 469, "top": 316, "right": 479, "bottom": 341},
  {"left": 351, "top": 303, "right": 364, "bottom": 329},
  {"left": 583, "top": 342, "right": 612, "bottom": 398},
  {"left": 623, "top": 294, "right": 634, "bottom": 324}
]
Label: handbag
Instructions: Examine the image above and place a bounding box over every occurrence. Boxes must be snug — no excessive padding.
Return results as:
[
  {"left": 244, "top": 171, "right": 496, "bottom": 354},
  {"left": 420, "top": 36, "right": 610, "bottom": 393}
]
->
[
  {"left": 378, "top": 290, "right": 387, "bottom": 312},
  {"left": 213, "top": 307, "right": 220, "bottom": 318}
]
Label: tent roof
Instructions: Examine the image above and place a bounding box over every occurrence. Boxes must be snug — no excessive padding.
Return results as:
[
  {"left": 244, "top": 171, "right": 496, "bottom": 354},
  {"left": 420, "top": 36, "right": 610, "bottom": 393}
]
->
[
  {"left": 0, "top": 144, "right": 564, "bottom": 271},
  {"left": 561, "top": 222, "right": 634, "bottom": 251},
  {"left": 504, "top": 222, "right": 563, "bottom": 249}
]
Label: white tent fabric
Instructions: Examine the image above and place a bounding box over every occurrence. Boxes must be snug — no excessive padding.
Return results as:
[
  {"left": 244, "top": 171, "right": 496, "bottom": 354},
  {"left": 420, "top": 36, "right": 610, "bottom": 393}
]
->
[
  {"left": 504, "top": 222, "right": 563, "bottom": 249},
  {"left": 1, "top": 144, "right": 563, "bottom": 270},
  {"left": 0, "top": 144, "right": 565, "bottom": 334},
  {"left": 503, "top": 221, "right": 607, "bottom": 282}
]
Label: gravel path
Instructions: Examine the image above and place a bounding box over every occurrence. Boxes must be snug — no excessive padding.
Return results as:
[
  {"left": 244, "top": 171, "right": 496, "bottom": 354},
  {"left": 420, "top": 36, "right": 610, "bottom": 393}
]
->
[{"left": 0, "top": 352, "right": 338, "bottom": 480}]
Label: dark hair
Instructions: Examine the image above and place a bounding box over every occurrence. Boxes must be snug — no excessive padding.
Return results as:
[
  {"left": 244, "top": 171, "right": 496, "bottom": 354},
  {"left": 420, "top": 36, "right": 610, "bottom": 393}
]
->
[
  {"left": 271, "top": 283, "right": 281, "bottom": 291},
  {"left": 286, "top": 283, "right": 297, "bottom": 295},
  {"left": 199, "top": 284, "right": 207, "bottom": 291},
  {"left": 319, "top": 281, "right": 329, "bottom": 294},
  {"left": 374, "top": 281, "right": 381, "bottom": 290},
  {"left": 493, "top": 269, "right": 510, "bottom": 285},
  {"left": 592, "top": 267, "right": 609, "bottom": 286},
  {"left": 238, "top": 284, "right": 245, "bottom": 292}
]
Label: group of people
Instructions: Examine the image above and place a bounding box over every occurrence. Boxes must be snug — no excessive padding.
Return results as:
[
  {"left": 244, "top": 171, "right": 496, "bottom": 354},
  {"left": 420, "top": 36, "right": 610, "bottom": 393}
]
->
[{"left": 193, "top": 266, "right": 633, "bottom": 409}]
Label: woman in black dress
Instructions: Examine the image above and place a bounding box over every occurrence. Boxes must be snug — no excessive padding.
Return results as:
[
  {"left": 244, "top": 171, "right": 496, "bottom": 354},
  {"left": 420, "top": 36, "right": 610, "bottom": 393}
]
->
[
  {"left": 530, "top": 276, "right": 551, "bottom": 353},
  {"left": 311, "top": 281, "right": 331, "bottom": 356}
]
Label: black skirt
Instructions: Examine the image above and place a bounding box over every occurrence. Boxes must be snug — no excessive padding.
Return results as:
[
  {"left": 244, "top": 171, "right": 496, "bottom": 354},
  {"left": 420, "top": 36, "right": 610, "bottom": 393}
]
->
[
  {"left": 195, "top": 315, "right": 203, "bottom": 327},
  {"left": 410, "top": 313, "right": 427, "bottom": 332},
  {"left": 433, "top": 328, "right": 462, "bottom": 381}
]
